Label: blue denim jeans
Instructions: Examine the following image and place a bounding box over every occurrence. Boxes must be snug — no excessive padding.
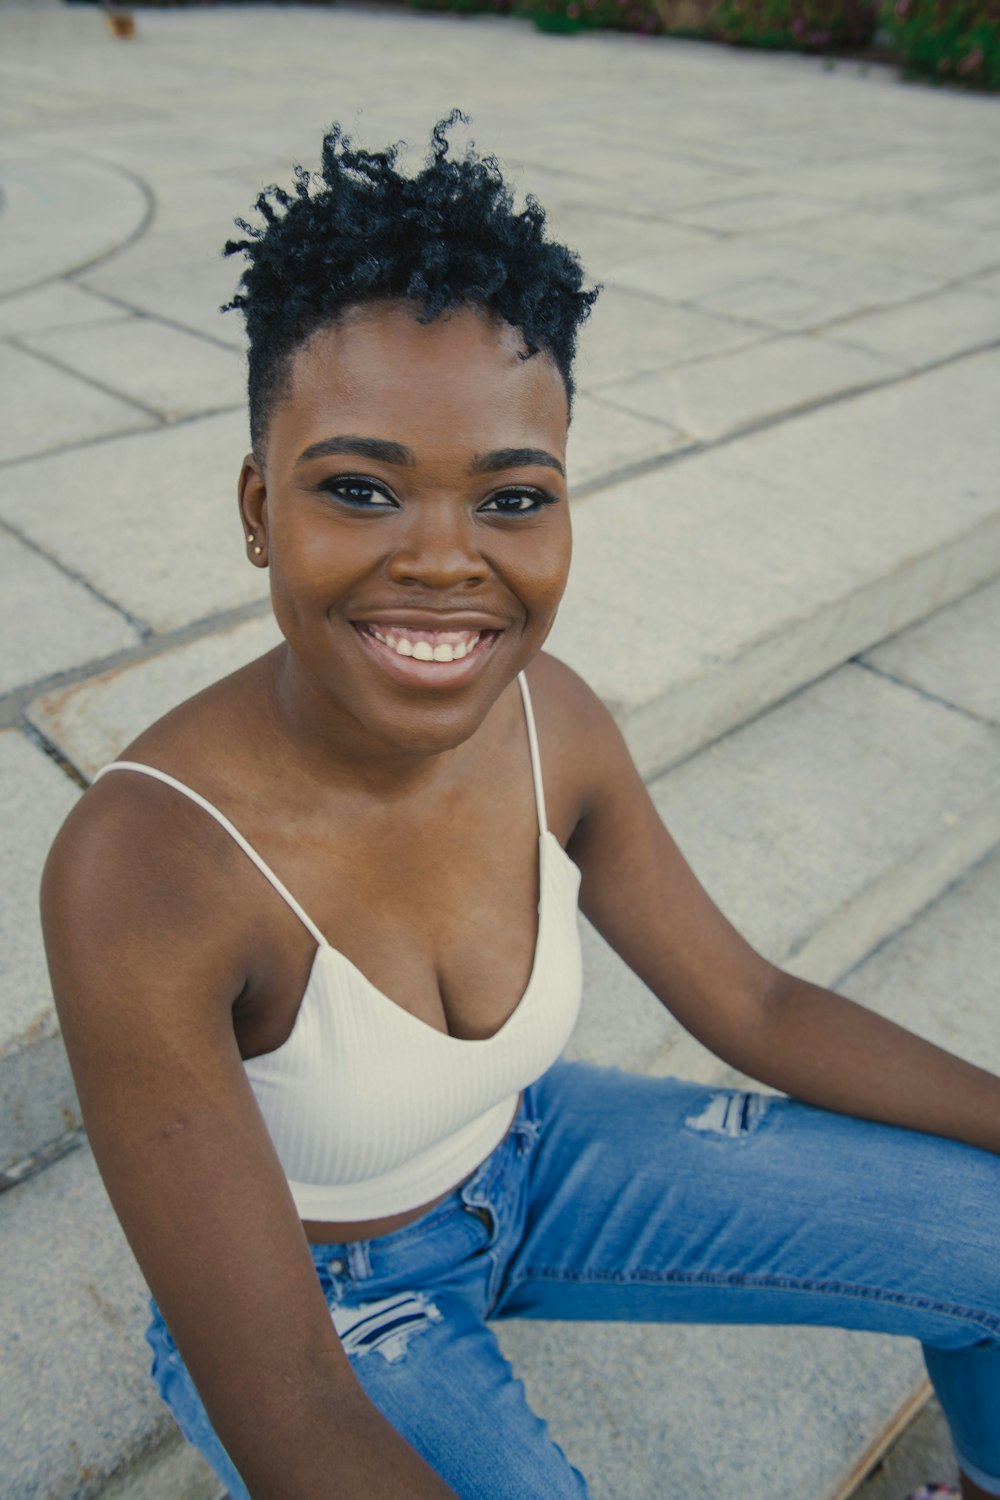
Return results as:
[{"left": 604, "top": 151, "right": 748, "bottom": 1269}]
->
[{"left": 146, "top": 1060, "right": 1000, "bottom": 1498}]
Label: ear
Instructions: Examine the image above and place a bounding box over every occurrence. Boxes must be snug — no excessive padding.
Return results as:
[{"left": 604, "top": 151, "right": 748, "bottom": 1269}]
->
[{"left": 238, "top": 453, "right": 268, "bottom": 567}]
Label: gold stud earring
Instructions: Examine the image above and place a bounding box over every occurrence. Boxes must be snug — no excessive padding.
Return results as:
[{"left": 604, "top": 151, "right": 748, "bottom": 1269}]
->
[
  {"left": 246, "top": 532, "right": 254, "bottom": 543},
  {"left": 253, "top": 545, "right": 263, "bottom": 556}
]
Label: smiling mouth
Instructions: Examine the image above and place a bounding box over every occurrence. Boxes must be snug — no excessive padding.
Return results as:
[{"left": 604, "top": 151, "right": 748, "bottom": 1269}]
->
[{"left": 355, "top": 622, "right": 498, "bottom": 664}]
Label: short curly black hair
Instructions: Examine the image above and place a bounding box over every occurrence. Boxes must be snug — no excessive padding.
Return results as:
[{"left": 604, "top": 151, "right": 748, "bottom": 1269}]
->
[{"left": 223, "top": 110, "right": 599, "bottom": 459}]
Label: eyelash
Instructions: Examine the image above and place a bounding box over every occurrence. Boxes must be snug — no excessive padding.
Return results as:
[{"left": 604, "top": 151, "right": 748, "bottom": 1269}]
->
[{"left": 318, "top": 476, "right": 558, "bottom": 515}]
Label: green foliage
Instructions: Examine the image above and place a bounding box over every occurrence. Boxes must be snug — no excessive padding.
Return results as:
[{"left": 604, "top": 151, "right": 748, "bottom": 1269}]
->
[
  {"left": 879, "top": 0, "right": 1000, "bottom": 87},
  {"left": 408, "top": 0, "right": 510, "bottom": 13},
  {"left": 400, "top": 0, "right": 999, "bottom": 88},
  {"left": 710, "top": 0, "right": 877, "bottom": 48},
  {"left": 513, "top": 0, "right": 661, "bottom": 33}
]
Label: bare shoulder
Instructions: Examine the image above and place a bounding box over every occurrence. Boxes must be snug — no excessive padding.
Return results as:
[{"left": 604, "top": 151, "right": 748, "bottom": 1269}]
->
[
  {"left": 43, "top": 645, "right": 280, "bottom": 944},
  {"left": 524, "top": 651, "right": 635, "bottom": 834},
  {"left": 41, "top": 718, "right": 259, "bottom": 1052}
]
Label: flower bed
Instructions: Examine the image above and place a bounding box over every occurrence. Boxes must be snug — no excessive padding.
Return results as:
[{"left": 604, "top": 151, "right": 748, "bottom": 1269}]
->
[
  {"left": 880, "top": 0, "right": 1000, "bottom": 87},
  {"left": 709, "top": 0, "right": 877, "bottom": 48}
]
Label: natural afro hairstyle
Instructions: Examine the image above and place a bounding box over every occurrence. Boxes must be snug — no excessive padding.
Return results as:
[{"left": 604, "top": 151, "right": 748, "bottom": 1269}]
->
[{"left": 223, "top": 110, "right": 600, "bottom": 459}]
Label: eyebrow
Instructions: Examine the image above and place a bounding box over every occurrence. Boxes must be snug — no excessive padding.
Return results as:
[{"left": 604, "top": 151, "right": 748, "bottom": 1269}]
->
[{"left": 296, "top": 435, "right": 564, "bottom": 479}]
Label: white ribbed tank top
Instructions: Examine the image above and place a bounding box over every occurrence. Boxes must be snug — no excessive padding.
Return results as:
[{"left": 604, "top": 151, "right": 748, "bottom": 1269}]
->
[{"left": 93, "top": 673, "right": 583, "bottom": 1220}]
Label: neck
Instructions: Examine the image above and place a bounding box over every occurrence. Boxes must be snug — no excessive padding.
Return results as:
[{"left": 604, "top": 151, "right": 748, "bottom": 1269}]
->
[{"left": 255, "top": 644, "right": 496, "bottom": 802}]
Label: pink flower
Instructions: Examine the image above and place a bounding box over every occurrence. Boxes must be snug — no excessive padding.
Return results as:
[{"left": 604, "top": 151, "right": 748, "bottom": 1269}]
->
[
  {"left": 957, "top": 45, "right": 984, "bottom": 72},
  {"left": 792, "top": 15, "right": 805, "bottom": 31},
  {"left": 894, "top": 0, "right": 909, "bottom": 15}
]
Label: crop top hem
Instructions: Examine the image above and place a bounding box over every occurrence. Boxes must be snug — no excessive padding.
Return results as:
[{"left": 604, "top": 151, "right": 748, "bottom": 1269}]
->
[{"left": 287, "top": 1093, "right": 521, "bottom": 1221}]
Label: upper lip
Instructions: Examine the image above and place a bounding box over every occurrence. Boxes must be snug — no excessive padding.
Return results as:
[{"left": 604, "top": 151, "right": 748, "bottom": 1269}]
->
[{"left": 351, "top": 611, "right": 507, "bottom": 631}]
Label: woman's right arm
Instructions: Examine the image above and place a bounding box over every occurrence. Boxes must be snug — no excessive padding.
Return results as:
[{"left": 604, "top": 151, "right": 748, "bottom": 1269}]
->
[{"left": 40, "top": 784, "right": 458, "bottom": 1500}]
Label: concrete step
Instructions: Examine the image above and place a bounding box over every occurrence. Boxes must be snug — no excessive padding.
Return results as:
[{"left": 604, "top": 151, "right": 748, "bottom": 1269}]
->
[
  {"left": 550, "top": 350, "right": 1000, "bottom": 779},
  {"left": 0, "top": 1143, "right": 219, "bottom": 1500},
  {"left": 6, "top": 840, "right": 996, "bottom": 1500}
]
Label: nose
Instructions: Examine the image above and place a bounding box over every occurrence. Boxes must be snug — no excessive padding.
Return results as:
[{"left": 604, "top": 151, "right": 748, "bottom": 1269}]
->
[{"left": 386, "top": 502, "right": 490, "bottom": 589}]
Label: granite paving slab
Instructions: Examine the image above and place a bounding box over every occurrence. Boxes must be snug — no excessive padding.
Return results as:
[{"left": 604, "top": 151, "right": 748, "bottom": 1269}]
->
[
  {"left": 533, "top": 206, "right": 716, "bottom": 281},
  {"left": 908, "top": 189, "right": 1000, "bottom": 230},
  {"left": 755, "top": 155, "right": 1000, "bottom": 207},
  {"left": 0, "top": 343, "right": 155, "bottom": 465},
  {"left": 0, "top": 1145, "right": 209, "bottom": 1500},
  {"left": 0, "top": 282, "right": 127, "bottom": 340},
  {"left": 21, "top": 318, "right": 246, "bottom": 424},
  {"left": 853, "top": 1398, "right": 958, "bottom": 1500},
  {"left": 755, "top": 207, "right": 1000, "bottom": 281},
  {"left": 696, "top": 259, "right": 944, "bottom": 335},
  {"left": 592, "top": 334, "right": 900, "bottom": 442},
  {"left": 828, "top": 287, "right": 1000, "bottom": 371},
  {"left": 0, "top": 730, "right": 81, "bottom": 1170},
  {"left": 574, "top": 283, "right": 763, "bottom": 390},
  {"left": 669, "top": 191, "right": 843, "bottom": 235},
  {"left": 841, "top": 845, "right": 1000, "bottom": 1079},
  {"left": 27, "top": 614, "right": 283, "bottom": 781},
  {"left": 971, "top": 267, "right": 1000, "bottom": 297},
  {"left": 0, "top": 410, "right": 264, "bottom": 635},
  {"left": 0, "top": 530, "right": 139, "bottom": 697},
  {"left": 567, "top": 392, "right": 686, "bottom": 487},
  {"left": 862, "top": 577, "right": 1000, "bottom": 729},
  {"left": 76, "top": 255, "right": 244, "bottom": 350},
  {"left": 494, "top": 1319, "right": 926, "bottom": 1500},
  {"left": 0, "top": 147, "right": 149, "bottom": 298},
  {"left": 548, "top": 350, "right": 1000, "bottom": 777},
  {"left": 605, "top": 239, "right": 834, "bottom": 311}
]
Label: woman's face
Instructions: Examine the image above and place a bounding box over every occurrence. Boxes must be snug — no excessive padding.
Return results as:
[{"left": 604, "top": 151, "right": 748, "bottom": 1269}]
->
[{"left": 239, "top": 300, "right": 572, "bottom": 757}]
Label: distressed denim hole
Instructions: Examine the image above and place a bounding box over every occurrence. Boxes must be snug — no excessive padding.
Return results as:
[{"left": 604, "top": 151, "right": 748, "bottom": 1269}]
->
[
  {"left": 331, "top": 1291, "right": 442, "bottom": 1365},
  {"left": 684, "top": 1090, "right": 769, "bottom": 1138}
]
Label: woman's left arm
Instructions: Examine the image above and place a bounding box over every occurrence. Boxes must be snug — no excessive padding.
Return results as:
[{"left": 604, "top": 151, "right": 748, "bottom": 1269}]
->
[
  {"left": 555, "top": 663, "right": 1000, "bottom": 1158},
  {"left": 736, "top": 970, "right": 1000, "bottom": 1157}
]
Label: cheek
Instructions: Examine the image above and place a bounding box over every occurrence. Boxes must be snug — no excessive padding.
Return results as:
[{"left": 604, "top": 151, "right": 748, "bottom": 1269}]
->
[{"left": 508, "top": 527, "right": 572, "bottom": 622}]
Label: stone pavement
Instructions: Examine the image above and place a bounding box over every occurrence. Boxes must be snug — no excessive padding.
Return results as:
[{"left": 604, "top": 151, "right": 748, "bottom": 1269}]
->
[{"left": 1, "top": 2, "right": 999, "bottom": 1496}]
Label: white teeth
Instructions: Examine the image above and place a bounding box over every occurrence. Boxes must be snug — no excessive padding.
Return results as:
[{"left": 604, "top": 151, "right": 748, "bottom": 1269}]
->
[{"left": 367, "top": 627, "right": 483, "bottom": 663}]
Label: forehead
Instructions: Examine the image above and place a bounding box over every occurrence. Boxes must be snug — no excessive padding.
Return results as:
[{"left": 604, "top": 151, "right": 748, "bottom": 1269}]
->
[{"left": 273, "top": 302, "right": 569, "bottom": 465}]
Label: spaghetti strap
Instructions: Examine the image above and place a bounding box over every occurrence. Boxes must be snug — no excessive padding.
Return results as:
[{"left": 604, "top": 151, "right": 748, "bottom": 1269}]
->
[
  {"left": 91, "top": 761, "right": 329, "bottom": 949},
  {"left": 516, "top": 672, "right": 548, "bottom": 836}
]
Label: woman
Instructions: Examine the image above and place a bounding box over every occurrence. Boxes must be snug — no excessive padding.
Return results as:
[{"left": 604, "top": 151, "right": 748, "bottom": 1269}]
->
[{"left": 41, "top": 114, "right": 1000, "bottom": 1500}]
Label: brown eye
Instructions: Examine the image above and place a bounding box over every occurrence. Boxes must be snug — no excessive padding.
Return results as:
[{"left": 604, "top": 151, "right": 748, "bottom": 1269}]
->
[
  {"left": 320, "top": 476, "right": 396, "bottom": 509},
  {"left": 480, "top": 489, "right": 556, "bottom": 515}
]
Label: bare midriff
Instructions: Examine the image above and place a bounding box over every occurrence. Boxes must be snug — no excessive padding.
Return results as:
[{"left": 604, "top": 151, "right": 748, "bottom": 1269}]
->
[{"left": 302, "top": 1091, "right": 522, "bottom": 1244}]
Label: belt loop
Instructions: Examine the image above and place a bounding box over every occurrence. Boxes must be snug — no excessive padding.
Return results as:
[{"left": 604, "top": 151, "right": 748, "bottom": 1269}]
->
[{"left": 347, "top": 1239, "right": 372, "bottom": 1280}]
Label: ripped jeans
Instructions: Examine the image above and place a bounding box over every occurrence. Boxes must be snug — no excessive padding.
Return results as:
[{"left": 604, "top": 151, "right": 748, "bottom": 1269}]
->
[{"left": 146, "top": 1060, "right": 1000, "bottom": 1498}]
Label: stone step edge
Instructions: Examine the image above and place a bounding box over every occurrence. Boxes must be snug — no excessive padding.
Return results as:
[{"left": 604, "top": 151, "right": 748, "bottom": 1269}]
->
[
  {"left": 621, "top": 515, "right": 1000, "bottom": 781},
  {"left": 786, "top": 795, "right": 1000, "bottom": 991},
  {"left": 95, "top": 1425, "right": 223, "bottom": 1500},
  {"left": 92, "top": 1367, "right": 934, "bottom": 1500},
  {"left": 830, "top": 1380, "right": 933, "bottom": 1500}
]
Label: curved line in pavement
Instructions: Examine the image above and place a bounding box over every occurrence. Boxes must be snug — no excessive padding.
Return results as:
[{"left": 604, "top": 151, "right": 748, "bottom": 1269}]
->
[{"left": 0, "top": 149, "right": 156, "bottom": 303}]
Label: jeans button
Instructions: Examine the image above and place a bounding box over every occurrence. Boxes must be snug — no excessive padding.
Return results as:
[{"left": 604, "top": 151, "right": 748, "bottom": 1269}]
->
[{"left": 328, "top": 1257, "right": 345, "bottom": 1273}]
